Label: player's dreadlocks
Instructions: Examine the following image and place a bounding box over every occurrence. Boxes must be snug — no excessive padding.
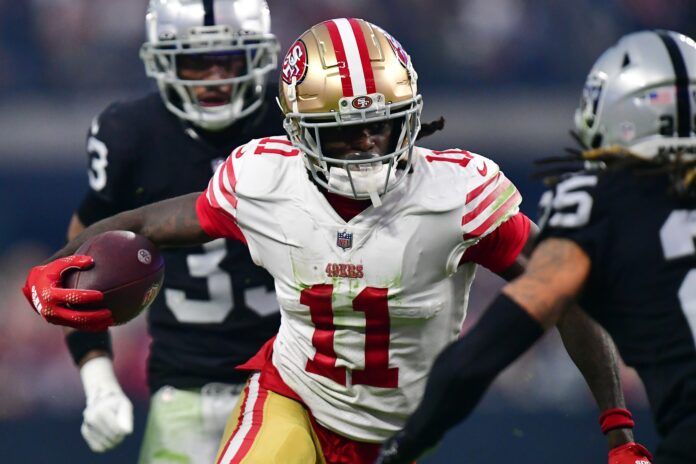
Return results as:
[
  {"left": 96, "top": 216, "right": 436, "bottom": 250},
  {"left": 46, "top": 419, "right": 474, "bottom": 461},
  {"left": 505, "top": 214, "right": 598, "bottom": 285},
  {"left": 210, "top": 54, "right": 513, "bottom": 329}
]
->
[
  {"left": 535, "top": 131, "right": 696, "bottom": 198},
  {"left": 416, "top": 117, "right": 445, "bottom": 141}
]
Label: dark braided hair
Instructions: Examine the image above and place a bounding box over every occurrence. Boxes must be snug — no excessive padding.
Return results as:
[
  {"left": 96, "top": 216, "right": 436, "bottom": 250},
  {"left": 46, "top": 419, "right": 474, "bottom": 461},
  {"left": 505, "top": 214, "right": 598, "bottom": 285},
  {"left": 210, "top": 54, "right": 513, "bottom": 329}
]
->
[
  {"left": 416, "top": 117, "right": 445, "bottom": 141},
  {"left": 535, "top": 131, "right": 696, "bottom": 198}
]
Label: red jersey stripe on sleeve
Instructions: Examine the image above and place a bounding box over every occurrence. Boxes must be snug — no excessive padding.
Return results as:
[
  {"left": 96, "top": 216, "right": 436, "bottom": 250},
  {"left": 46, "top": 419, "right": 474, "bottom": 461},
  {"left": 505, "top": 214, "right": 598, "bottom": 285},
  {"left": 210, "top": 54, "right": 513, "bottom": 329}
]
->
[
  {"left": 460, "top": 212, "right": 531, "bottom": 273},
  {"left": 219, "top": 163, "right": 238, "bottom": 209},
  {"left": 224, "top": 156, "right": 238, "bottom": 190},
  {"left": 207, "top": 160, "right": 238, "bottom": 215},
  {"left": 461, "top": 177, "right": 512, "bottom": 225},
  {"left": 461, "top": 169, "right": 519, "bottom": 239},
  {"left": 463, "top": 188, "right": 522, "bottom": 240},
  {"left": 466, "top": 172, "right": 500, "bottom": 204},
  {"left": 196, "top": 191, "right": 247, "bottom": 245}
]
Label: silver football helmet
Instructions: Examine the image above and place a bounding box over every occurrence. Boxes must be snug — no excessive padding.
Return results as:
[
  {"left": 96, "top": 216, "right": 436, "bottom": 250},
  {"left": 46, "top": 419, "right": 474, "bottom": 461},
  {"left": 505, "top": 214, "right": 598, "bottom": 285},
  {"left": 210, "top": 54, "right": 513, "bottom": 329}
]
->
[
  {"left": 575, "top": 30, "right": 696, "bottom": 161},
  {"left": 140, "top": 0, "right": 279, "bottom": 130}
]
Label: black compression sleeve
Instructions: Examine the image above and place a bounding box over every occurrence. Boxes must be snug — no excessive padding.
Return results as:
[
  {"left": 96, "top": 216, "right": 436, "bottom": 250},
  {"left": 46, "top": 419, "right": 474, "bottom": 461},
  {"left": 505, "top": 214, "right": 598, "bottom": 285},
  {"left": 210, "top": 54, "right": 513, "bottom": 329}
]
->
[
  {"left": 390, "top": 294, "right": 545, "bottom": 462},
  {"left": 65, "top": 330, "right": 113, "bottom": 365}
]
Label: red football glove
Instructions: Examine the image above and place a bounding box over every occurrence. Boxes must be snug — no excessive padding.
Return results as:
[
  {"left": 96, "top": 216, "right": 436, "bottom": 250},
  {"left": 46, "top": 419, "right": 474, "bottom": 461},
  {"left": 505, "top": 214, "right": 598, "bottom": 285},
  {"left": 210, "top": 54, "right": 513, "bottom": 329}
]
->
[
  {"left": 609, "top": 442, "right": 653, "bottom": 464},
  {"left": 22, "top": 255, "right": 113, "bottom": 332}
]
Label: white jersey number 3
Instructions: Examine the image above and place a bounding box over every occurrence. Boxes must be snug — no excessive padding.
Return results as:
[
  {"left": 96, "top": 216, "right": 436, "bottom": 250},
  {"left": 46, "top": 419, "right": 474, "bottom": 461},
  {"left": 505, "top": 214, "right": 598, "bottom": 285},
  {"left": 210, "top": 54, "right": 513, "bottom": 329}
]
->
[
  {"left": 165, "top": 239, "right": 277, "bottom": 324},
  {"left": 660, "top": 210, "right": 696, "bottom": 342},
  {"left": 87, "top": 135, "right": 108, "bottom": 191}
]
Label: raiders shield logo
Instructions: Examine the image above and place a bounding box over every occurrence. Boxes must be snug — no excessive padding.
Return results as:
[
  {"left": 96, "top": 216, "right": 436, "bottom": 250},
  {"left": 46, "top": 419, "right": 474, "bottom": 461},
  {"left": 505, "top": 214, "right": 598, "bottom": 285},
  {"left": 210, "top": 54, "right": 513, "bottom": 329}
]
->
[
  {"left": 336, "top": 230, "right": 353, "bottom": 250},
  {"left": 579, "top": 72, "right": 605, "bottom": 129}
]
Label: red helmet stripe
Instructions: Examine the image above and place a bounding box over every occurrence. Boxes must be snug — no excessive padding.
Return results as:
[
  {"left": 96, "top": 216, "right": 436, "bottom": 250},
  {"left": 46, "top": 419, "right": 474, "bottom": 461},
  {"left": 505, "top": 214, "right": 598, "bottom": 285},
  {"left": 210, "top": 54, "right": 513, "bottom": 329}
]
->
[
  {"left": 324, "top": 20, "right": 354, "bottom": 97},
  {"left": 348, "top": 18, "right": 376, "bottom": 94}
]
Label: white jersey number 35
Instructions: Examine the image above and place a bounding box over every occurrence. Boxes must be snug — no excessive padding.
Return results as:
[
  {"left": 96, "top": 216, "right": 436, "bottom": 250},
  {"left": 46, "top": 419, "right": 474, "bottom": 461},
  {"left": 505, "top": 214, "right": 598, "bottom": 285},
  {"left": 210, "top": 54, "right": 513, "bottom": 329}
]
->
[{"left": 165, "top": 239, "right": 277, "bottom": 324}]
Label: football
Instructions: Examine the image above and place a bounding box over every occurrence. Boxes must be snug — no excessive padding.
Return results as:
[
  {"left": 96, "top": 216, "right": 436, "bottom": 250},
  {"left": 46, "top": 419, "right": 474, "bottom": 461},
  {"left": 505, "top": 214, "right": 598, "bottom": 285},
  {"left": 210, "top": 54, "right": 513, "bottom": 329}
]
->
[{"left": 63, "top": 230, "right": 165, "bottom": 325}]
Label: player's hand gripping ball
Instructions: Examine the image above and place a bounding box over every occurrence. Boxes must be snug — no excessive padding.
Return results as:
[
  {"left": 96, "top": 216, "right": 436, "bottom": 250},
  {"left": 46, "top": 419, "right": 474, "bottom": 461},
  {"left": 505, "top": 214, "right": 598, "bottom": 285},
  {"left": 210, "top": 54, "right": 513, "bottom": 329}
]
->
[{"left": 23, "top": 231, "right": 164, "bottom": 331}]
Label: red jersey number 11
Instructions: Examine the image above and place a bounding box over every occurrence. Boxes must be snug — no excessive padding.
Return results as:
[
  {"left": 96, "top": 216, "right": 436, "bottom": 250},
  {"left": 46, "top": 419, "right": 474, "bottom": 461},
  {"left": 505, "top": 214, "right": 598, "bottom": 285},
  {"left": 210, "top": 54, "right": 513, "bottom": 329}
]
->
[{"left": 300, "top": 284, "right": 398, "bottom": 388}]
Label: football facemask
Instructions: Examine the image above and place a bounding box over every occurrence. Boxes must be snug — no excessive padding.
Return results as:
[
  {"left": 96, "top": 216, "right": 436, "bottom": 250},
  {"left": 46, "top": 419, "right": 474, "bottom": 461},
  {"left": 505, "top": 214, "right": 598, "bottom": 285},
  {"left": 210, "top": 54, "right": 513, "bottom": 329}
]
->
[
  {"left": 141, "top": 0, "right": 279, "bottom": 130},
  {"left": 278, "top": 18, "right": 422, "bottom": 204}
]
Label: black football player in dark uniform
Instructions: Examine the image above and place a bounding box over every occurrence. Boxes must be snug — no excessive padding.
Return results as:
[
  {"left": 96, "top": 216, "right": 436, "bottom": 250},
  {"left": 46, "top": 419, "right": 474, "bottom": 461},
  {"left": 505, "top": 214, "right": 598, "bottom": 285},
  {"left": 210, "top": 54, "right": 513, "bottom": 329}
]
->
[
  {"left": 377, "top": 30, "right": 696, "bottom": 464},
  {"left": 62, "top": 1, "right": 282, "bottom": 462}
]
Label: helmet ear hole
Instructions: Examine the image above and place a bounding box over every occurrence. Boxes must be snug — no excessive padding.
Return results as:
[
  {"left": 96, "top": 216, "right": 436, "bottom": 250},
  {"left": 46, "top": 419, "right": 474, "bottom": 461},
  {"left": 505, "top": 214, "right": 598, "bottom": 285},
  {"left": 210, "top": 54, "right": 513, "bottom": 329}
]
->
[{"left": 591, "top": 133, "right": 603, "bottom": 149}]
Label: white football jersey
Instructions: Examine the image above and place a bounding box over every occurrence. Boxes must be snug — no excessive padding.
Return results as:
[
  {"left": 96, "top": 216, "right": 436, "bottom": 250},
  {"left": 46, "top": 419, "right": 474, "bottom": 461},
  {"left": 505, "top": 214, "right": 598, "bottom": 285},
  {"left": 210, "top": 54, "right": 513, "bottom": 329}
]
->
[{"left": 200, "top": 136, "right": 521, "bottom": 442}]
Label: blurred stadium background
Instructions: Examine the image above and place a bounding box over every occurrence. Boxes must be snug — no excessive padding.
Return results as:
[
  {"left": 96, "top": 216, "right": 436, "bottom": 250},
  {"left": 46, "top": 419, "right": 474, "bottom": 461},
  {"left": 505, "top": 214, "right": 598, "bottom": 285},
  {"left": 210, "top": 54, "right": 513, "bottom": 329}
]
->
[{"left": 1, "top": 0, "right": 695, "bottom": 462}]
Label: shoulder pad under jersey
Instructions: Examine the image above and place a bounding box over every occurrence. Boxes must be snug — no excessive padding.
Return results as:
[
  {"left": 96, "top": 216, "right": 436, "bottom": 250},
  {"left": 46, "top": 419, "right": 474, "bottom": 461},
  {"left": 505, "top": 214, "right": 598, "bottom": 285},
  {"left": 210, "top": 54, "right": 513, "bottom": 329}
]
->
[{"left": 409, "top": 147, "right": 503, "bottom": 211}]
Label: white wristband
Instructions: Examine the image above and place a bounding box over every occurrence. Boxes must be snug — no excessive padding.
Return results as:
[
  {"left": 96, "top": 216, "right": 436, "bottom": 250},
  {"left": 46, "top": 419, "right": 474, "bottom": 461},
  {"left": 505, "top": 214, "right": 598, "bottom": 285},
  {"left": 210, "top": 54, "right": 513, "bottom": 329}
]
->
[{"left": 80, "top": 356, "right": 121, "bottom": 397}]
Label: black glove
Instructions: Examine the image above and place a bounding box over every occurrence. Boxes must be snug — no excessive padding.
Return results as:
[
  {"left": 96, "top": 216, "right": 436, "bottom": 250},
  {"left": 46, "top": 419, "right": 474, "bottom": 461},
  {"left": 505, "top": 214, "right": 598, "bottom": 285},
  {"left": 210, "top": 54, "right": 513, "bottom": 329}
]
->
[{"left": 375, "top": 431, "right": 418, "bottom": 464}]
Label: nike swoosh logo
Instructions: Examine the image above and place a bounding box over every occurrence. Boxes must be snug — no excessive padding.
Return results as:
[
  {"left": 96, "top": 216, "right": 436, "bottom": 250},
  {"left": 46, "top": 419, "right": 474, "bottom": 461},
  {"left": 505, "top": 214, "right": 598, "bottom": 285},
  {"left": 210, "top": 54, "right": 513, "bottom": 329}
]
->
[{"left": 477, "top": 163, "right": 488, "bottom": 176}]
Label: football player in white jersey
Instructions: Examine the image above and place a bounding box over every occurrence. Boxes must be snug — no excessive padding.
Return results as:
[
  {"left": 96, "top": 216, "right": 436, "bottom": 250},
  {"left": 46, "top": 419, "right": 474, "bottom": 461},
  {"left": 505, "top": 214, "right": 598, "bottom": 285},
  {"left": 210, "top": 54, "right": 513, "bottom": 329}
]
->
[{"left": 25, "top": 19, "right": 643, "bottom": 464}]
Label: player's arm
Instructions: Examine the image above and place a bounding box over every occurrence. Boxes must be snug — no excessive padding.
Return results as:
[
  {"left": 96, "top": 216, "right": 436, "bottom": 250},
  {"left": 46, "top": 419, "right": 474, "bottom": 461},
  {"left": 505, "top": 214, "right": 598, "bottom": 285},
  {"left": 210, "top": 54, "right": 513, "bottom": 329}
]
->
[
  {"left": 556, "top": 305, "right": 637, "bottom": 449},
  {"left": 23, "top": 106, "right": 211, "bottom": 326},
  {"left": 494, "top": 219, "right": 634, "bottom": 448},
  {"left": 67, "top": 214, "right": 87, "bottom": 244},
  {"left": 52, "top": 192, "right": 211, "bottom": 261},
  {"left": 23, "top": 147, "right": 247, "bottom": 332},
  {"left": 54, "top": 144, "right": 246, "bottom": 261},
  {"left": 22, "top": 193, "right": 212, "bottom": 333}
]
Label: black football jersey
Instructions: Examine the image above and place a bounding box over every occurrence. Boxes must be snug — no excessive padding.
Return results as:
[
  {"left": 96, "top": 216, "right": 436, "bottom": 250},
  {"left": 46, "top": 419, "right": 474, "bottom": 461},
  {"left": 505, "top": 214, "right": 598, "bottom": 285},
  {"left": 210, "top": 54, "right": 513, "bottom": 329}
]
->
[
  {"left": 77, "top": 92, "right": 282, "bottom": 392},
  {"left": 538, "top": 167, "right": 696, "bottom": 436}
]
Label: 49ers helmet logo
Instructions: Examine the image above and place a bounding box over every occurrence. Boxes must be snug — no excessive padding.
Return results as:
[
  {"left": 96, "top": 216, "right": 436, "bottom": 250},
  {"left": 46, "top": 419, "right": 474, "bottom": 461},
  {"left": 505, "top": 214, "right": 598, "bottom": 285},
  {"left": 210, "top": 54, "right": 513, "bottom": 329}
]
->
[
  {"left": 351, "top": 96, "right": 373, "bottom": 109},
  {"left": 281, "top": 40, "right": 308, "bottom": 85}
]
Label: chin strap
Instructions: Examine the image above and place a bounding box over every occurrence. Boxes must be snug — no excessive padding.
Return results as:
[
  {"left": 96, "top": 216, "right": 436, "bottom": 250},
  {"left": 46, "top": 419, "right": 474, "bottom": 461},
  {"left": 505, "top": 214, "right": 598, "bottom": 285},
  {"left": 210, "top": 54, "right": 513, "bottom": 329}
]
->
[
  {"left": 327, "top": 164, "right": 397, "bottom": 206},
  {"left": 368, "top": 189, "right": 382, "bottom": 208}
]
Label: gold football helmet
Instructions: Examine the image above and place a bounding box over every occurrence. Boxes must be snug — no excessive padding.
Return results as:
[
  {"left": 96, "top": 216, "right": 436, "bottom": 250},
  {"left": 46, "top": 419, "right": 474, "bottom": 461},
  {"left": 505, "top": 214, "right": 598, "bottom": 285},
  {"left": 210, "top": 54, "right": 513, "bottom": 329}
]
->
[{"left": 278, "top": 18, "right": 423, "bottom": 203}]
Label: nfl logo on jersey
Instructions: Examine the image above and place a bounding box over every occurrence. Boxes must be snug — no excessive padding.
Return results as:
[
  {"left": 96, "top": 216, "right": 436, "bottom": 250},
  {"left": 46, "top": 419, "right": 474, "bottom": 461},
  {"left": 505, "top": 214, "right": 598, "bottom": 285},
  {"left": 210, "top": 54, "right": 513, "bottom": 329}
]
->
[{"left": 336, "top": 230, "right": 353, "bottom": 250}]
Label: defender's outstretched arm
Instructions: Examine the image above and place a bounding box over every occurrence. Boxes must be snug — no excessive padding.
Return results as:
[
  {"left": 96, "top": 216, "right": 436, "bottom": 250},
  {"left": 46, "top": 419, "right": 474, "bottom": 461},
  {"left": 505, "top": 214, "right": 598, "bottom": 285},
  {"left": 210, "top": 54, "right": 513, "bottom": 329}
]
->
[{"left": 500, "top": 225, "right": 633, "bottom": 447}]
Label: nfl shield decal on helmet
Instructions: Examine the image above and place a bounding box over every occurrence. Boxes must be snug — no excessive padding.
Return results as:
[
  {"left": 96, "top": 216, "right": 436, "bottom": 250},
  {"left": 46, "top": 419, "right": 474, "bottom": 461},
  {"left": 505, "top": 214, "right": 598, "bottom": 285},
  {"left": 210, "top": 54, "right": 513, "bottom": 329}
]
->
[
  {"left": 337, "top": 230, "right": 353, "bottom": 250},
  {"left": 620, "top": 121, "right": 636, "bottom": 142}
]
